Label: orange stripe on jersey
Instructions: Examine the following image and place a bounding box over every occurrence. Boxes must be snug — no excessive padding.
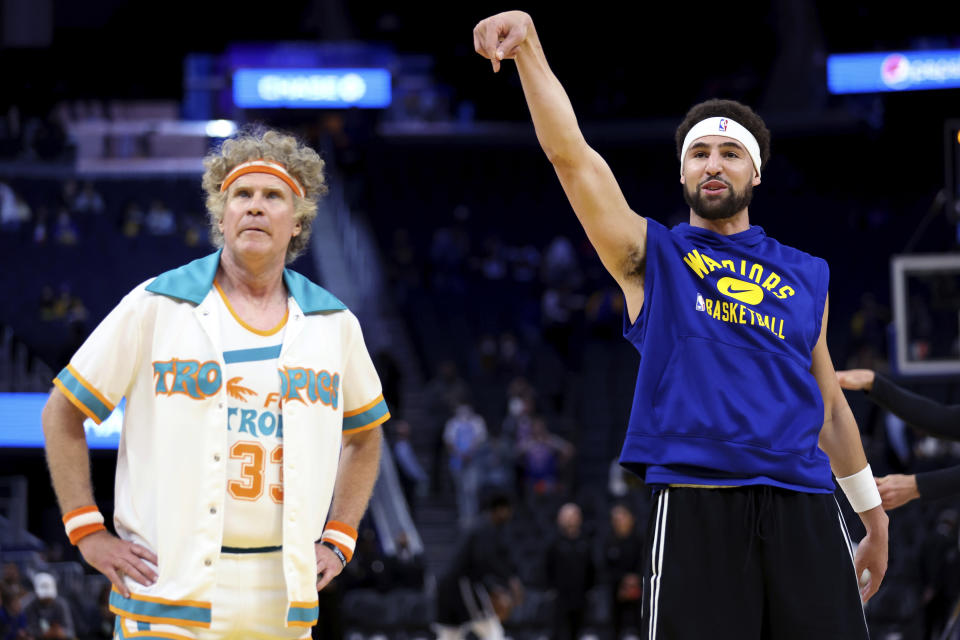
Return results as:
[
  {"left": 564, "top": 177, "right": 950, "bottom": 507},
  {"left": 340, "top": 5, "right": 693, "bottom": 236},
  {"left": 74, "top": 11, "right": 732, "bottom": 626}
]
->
[
  {"left": 53, "top": 378, "right": 101, "bottom": 424},
  {"left": 111, "top": 588, "right": 212, "bottom": 610},
  {"left": 66, "top": 364, "right": 116, "bottom": 412},
  {"left": 62, "top": 505, "right": 99, "bottom": 523},
  {"left": 288, "top": 600, "right": 319, "bottom": 627},
  {"left": 343, "top": 394, "right": 384, "bottom": 418},
  {"left": 214, "top": 281, "right": 289, "bottom": 336},
  {"left": 126, "top": 631, "right": 198, "bottom": 640},
  {"left": 108, "top": 608, "right": 212, "bottom": 629}
]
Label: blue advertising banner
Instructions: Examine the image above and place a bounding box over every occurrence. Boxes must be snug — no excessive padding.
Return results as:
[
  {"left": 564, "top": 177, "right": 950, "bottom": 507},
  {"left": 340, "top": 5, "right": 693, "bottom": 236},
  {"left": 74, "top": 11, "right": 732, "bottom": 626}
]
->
[
  {"left": 828, "top": 50, "right": 960, "bottom": 94},
  {"left": 1, "top": 393, "right": 122, "bottom": 449},
  {"left": 233, "top": 68, "right": 392, "bottom": 108}
]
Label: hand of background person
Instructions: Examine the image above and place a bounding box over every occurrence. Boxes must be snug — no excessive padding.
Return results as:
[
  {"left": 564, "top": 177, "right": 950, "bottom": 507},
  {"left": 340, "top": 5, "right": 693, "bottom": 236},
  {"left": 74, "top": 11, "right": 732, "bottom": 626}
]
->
[
  {"left": 315, "top": 542, "right": 345, "bottom": 592},
  {"left": 876, "top": 474, "right": 920, "bottom": 510},
  {"left": 836, "top": 369, "right": 875, "bottom": 392},
  {"left": 473, "top": 11, "right": 534, "bottom": 73},
  {"left": 77, "top": 530, "right": 157, "bottom": 598}
]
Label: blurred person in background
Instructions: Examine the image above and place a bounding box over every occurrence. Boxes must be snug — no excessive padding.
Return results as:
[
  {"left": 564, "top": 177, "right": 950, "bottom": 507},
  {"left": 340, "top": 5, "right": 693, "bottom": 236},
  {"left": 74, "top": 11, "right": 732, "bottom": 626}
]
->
[
  {"left": 23, "top": 573, "right": 74, "bottom": 640},
  {"left": 444, "top": 402, "right": 488, "bottom": 529},
  {"left": 0, "top": 584, "right": 30, "bottom": 640},
  {"left": 385, "top": 531, "right": 426, "bottom": 591},
  {"left": 543, "top": 503, "right": 594, "bottom": 640},
  {"left": 434, "top": 490, "right": 523, "bottom": 640},
  {"left": 517, "top": 416, "right": 574, "bottom": 499},
  {"left": 392, "top": 419, "right": 429, "bottom": 518},
  {"left": 602, "top": 503, "right": 644, "bottom": 640}
]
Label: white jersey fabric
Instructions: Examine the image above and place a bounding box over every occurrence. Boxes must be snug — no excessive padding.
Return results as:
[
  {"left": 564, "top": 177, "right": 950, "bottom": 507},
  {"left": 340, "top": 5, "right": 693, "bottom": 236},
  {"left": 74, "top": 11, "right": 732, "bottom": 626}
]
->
[
  {"left": 114, "top": 552, "right": 310, "bottom": 640},
  {"left": 53, "top": 251, "right": 390, "bottom": 630},
  {"left": 214, "top": 281, "right": 287, "bottom": 550}
]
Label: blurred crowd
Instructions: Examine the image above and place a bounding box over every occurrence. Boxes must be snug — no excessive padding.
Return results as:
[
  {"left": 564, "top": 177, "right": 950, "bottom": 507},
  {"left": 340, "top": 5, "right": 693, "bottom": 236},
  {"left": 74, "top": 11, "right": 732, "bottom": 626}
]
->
[
  {"left": 0, "top": 562, "right": 112, "bottom": 640},
  {"left": 3, "top": 116, "right": 960, "bottom": 639}
]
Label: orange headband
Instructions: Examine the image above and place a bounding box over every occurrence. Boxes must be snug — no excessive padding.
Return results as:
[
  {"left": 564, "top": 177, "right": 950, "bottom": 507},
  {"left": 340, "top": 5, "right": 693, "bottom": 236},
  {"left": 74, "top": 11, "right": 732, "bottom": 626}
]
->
[{"left": 220, "top": 159, "right": 305, "bottom": 198}]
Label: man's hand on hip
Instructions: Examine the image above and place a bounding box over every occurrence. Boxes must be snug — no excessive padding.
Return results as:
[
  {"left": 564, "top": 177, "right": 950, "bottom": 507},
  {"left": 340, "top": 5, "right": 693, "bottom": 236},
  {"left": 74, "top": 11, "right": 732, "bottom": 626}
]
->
[{"left": 78, "top": 531, "right": 158, "bottom": 598}]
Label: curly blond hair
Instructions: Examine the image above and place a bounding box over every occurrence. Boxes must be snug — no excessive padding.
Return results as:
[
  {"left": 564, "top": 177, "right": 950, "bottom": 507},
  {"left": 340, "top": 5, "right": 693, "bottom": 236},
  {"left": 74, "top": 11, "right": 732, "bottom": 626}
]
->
[{"left": 202, "top": 126, "right": 328, "bottom": 264}]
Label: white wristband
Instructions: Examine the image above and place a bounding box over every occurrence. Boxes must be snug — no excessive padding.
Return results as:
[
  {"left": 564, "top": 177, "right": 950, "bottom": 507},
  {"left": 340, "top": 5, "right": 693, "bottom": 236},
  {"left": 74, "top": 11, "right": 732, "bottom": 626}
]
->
[{"left": 836, "top": 464, "right": 882, "bottom": 513}]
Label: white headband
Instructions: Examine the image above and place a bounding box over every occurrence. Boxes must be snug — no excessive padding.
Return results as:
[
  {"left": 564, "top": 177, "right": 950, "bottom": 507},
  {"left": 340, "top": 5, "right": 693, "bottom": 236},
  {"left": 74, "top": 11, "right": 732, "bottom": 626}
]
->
[{"left": 680, "top": 116, "right": 762, "bottom": 178}]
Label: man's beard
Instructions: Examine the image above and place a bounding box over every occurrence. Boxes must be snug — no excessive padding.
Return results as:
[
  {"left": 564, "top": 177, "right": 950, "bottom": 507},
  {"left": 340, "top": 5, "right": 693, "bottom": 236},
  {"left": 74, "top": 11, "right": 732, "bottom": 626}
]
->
[{"left": 683, "top": 178, "right": 753, "bottom": 220}]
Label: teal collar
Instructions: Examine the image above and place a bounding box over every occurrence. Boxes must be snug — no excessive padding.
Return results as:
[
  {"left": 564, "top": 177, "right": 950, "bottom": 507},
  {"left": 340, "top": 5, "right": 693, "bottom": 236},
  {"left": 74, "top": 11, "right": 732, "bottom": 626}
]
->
[{"left": 145, "top": 250, "right": 347, "bottom": 313}]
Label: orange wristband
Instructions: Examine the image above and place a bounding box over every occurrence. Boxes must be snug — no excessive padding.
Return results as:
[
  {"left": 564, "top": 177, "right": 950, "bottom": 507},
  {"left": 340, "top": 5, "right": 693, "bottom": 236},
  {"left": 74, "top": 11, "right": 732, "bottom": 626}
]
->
[
  {"left": 320, "top": 521, "right": 357, "bottom": 563},
  {"left": 62, "top": 505, "right": 106, "bottom": 545}
]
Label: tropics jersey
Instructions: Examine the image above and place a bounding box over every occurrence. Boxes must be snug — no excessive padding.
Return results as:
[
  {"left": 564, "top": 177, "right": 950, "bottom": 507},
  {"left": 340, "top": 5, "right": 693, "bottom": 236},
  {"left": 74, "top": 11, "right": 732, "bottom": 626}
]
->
[{"left": 53, "top": 251, "right": 390, "bottom": 629}]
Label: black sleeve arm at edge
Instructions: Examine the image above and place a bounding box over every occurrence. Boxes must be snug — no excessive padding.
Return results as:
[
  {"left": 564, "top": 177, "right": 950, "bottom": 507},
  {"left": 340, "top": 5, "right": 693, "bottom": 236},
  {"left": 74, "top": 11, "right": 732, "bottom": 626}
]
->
[
  {"left": 868, "top": 372, "right": 960, "bottom": 440},
  {"left": 916, "top": 466, "right": 960, "bottom": 502}
]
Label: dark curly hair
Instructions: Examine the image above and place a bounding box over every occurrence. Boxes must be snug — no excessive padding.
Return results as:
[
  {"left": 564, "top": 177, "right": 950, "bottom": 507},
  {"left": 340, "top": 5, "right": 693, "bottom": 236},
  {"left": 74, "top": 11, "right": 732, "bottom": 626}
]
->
[{"left": 675, "top": 99, "right": 771, "bottom": 172}]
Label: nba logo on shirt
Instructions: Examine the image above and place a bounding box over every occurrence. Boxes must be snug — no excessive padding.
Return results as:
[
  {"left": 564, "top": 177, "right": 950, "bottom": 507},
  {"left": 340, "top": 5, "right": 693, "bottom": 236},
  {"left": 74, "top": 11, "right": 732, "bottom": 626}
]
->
[
  {"left": 718, "top": 119, "right": 728, "bottom": 132},
  {"left": 696, "top": 294, "right": 705, "bottom": 311}
]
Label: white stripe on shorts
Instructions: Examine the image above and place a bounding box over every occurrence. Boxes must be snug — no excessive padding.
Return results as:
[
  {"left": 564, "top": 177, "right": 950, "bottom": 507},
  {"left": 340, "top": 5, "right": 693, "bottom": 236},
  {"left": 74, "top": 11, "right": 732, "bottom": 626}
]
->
[
  {"left": 834, "top": 497, "right": 869, "bottom": 628},
  {"left": 648, "top": 488, "right": 670, "bottom": 640}
]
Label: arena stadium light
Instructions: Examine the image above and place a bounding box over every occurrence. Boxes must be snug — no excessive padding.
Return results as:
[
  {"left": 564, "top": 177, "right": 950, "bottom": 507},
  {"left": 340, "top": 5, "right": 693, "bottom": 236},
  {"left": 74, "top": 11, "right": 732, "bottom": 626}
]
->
[
  {"left": 205, "top": 119, "right": 237, "bottom": 138},
  {"left": 827, "top": 49, "right": 960, "bottom": 94}
]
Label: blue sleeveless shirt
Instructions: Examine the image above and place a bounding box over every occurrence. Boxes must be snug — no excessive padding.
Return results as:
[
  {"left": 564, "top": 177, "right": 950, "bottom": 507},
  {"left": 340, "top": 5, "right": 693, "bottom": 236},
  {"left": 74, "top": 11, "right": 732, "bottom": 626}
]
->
[{"left": 620, "top": 219, "right": 833, "bottom": 492}]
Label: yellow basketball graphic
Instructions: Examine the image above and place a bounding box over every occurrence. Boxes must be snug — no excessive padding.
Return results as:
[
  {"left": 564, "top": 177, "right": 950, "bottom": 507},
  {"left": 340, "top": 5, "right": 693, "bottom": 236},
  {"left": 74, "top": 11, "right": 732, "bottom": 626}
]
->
[{"left": 716, "top": 277, "right": 764, "bottom": 306}]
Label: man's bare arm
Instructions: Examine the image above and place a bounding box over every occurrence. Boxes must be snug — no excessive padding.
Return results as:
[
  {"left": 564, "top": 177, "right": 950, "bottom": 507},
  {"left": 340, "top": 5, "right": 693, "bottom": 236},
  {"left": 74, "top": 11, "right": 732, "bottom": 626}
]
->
[
  {"left": 811, "top": 296, "right": 887, "bottom": 602},
  {"left": 42, "top": 388, "right": 157, "bottom": 596},
  {"left": 474, "top": 11, "right": 647, "bottom": 319},
  {"left": 315, "top": 425, "right": 382, "bottom": 590},
  {"left": 43, "top": 388, "right": 98, "bottom": 513}
]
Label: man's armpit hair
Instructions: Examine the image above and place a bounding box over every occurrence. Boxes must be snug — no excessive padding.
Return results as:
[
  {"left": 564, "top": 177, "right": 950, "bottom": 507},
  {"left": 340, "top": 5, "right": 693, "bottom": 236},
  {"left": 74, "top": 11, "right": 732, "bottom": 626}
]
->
[{"left": 622, "top": 246, "right": 646, "bottom": 282}]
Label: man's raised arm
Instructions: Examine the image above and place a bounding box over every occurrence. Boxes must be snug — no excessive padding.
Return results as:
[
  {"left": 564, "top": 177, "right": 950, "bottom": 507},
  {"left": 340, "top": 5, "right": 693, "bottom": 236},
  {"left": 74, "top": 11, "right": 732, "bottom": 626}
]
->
[{"left": 474, "top": 11, "right": 647, "bottom": 316}]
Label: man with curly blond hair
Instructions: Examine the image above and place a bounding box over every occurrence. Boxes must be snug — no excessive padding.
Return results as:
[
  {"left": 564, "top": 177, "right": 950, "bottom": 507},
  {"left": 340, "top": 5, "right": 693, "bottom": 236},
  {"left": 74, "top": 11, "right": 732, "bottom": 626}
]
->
[{"left": 42, "top": 126, "right": 389, "bottom": 638}]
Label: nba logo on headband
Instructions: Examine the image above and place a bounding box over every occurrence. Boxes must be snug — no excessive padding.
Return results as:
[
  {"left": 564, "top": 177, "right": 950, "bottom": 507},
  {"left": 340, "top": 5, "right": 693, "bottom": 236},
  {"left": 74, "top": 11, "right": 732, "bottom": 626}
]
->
[{"left": 679, "top": 116, "right": 762, "bottom": 178}]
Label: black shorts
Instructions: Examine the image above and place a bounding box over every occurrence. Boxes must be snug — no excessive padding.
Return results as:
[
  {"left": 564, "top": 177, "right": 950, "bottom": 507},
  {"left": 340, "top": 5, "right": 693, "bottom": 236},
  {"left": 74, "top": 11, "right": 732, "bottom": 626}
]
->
[{"left": 641, "top": 485, "right": 869, "bottom": 640}]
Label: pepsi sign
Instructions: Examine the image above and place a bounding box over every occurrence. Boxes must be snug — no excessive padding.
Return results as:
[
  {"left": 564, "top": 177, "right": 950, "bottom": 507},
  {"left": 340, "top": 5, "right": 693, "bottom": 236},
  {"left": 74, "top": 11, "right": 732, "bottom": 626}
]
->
[{"left": 827, "top": 50, "right": 960, "bottom": 94}]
